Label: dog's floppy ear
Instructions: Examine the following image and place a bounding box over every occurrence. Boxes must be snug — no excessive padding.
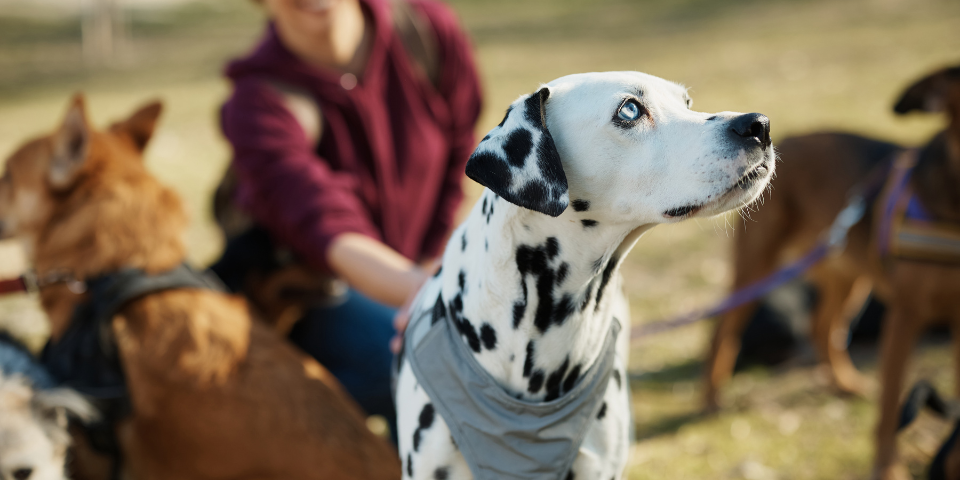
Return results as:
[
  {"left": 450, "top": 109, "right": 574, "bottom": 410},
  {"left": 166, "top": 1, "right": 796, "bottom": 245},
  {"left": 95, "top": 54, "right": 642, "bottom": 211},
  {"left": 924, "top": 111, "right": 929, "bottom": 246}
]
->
[
  {"left": 110, "top": 99, "right": 163, "bottom": 153},
  {"left": 49, "top": 94, "right": 91, "bottom": 190},
  {"left": 893, "top": 66, "right": 960, "bottom": 115},
  {"left": 466, "top": 87, "right": 569, "bottom": 217}
]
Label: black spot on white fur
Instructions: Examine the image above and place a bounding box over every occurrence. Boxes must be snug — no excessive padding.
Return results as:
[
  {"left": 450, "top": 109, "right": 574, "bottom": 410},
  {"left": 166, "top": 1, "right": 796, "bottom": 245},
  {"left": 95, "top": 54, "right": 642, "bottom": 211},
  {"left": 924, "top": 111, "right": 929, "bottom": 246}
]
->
[
  {"left": 613, "top": 369, "right": 622, "bottom": 390},
  {"left": 515, "top": 237, "right": 575, "bottom": 334},
  {"left": 431, "top": 295, "right": 446, "bottom": 326},
  {"left": 594, "top": 255, "right": 620, "bottom": 312},
  {"left": 412, "top": 403, "right": 435, "bottom": 452},
  {"left": 544, "top": 357, "right": 570, "bottom": 401},
  {"left": 407, "top": 454, "right": 413, "bottom": 477},
  {"left": 556, "top": 263, "right": 569, "bottom": 286},
  {"left": 513, "top": 277, "right": 529, "bottom": 329},
  {"left": 503, "top": 128, "right": 533, "bottom": 168},
  {"left": 449, "top": 294, "right": 481, "bottom": 352},
  {"left": 528, "top": 371, "right": 545, "bottom": 394},
  {"left": 481, "top": 196, "right": 495, "bottom": 224},
  {"left": 581, "top": 219, "right": 598, "bottom": 228},
  {"left": 480, "top": 323, "right": 497, "bottom": 350},
  {"left": 523, "top": 341, "right": 535, "bottom": 377},
  {"left": 434, "top": 467, "right": 449, "bottom": 480},
  {"left": 571, "top": 199, "right": 590, "bottom": 212},
  {"left": 597, "top": 401, "right": 607, "bottom": 420},
  {"left": 461, "top": 232, "right": 468, "bottom": 251}
]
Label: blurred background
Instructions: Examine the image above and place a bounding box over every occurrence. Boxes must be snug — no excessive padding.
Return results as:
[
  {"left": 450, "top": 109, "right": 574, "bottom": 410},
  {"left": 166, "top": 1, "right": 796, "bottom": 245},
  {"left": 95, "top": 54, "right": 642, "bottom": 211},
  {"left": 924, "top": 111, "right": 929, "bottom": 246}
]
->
[{"left": 0, "top": 0, "right": 958, "bottom": 478}]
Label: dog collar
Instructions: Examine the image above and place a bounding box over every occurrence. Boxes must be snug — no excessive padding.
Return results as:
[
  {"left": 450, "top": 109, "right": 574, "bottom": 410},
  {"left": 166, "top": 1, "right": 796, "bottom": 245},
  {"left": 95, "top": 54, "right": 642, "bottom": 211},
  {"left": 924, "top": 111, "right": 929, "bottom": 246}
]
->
[
  {"left": 0, "top": 269, "right": 89, "bottom": 296},
  {"left": 403, "top": 293, "right": 622, "bottom": 480}
]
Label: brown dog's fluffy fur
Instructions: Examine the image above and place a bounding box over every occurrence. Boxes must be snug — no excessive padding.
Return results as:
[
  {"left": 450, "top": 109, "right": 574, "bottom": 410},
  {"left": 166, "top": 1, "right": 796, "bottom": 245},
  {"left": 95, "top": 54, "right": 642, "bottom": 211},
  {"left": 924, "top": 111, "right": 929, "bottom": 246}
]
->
[
  {"left": 0, "top": 96, "right": 400, "bottom": 480},
  {"left": 703, "top": 65, "right": 960, "bottom": 480}
]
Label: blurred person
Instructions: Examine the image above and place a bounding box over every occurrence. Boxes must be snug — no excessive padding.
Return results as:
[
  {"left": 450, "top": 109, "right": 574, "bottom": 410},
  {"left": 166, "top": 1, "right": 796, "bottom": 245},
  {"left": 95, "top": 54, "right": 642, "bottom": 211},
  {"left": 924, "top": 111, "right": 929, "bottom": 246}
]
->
[{"left": 214, "top": 0, "right": 482, "bottom": 439}]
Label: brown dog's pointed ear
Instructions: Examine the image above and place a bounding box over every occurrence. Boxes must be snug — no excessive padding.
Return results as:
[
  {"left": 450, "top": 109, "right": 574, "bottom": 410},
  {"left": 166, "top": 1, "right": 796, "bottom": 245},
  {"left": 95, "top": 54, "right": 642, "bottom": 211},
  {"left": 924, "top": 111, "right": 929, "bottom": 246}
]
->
[
  {"left": 49, "top": 94, "right": 91, "bottom": 190},
  {"left": 893, "top": 66, "right": 960, "bottom": 115},
  {"left": 111, "top": 100, "right": 163, "bottom": 153}
]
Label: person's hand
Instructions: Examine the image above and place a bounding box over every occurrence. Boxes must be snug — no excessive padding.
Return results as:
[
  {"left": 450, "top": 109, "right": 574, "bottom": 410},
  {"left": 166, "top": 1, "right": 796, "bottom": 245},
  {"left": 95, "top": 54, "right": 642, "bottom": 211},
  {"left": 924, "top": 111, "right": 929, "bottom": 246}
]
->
[
  {"left": 390, "top": 257, "right": 442, "bottom": 354},
  {"left": 390, "top": 295, "right": 416, "bottom": 354}
]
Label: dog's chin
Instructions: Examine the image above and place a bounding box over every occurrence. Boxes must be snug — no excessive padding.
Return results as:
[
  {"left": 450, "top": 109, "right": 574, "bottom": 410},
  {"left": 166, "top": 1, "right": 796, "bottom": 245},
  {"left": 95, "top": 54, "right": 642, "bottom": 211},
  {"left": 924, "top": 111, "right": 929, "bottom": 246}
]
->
[
  {"left": 715, "top": 154, "right": 774, "bottom": 212},
  {"left": 663, "top": 153, "right": 774, "bottom": 220}
]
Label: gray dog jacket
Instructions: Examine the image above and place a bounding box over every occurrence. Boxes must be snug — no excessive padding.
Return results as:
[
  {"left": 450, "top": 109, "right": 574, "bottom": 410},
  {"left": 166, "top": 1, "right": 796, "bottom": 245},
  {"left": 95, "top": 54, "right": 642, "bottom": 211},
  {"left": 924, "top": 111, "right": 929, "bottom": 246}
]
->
[{"left": 404, "top": 293, "right": 622, "bottom": 480}]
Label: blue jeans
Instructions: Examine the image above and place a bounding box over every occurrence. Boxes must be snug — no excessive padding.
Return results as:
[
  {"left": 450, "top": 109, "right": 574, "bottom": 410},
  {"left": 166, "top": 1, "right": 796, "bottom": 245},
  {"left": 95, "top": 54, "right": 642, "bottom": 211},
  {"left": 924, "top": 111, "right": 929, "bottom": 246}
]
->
[{"left": 287, "top": 289, "right": 397, "bottom": 441}]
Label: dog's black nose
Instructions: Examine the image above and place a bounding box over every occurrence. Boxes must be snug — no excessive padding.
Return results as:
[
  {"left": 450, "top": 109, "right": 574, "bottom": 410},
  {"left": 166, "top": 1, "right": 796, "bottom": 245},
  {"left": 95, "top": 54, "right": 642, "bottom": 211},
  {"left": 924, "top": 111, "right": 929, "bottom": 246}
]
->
[{"left": 730, "top": 113, "right": 771, "bottom": 149}]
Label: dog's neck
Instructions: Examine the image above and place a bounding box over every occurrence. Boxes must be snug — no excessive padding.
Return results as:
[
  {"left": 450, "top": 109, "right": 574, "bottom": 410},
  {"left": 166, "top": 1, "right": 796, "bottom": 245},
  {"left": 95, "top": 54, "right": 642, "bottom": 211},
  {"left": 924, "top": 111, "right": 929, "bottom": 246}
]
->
[
  {"left": 436, "top": 190, "right": 650, "bottom": 401},
  {"left": 31, "top": 174, "right": 187, "bottom": 340}
]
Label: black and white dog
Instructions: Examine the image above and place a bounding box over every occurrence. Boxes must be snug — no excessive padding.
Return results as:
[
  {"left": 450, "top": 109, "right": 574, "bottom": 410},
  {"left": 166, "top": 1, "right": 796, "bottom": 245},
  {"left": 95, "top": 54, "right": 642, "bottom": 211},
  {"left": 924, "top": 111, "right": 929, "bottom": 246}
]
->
[{"left": 396, "top": 71, "right": 775, "bottom": 480}]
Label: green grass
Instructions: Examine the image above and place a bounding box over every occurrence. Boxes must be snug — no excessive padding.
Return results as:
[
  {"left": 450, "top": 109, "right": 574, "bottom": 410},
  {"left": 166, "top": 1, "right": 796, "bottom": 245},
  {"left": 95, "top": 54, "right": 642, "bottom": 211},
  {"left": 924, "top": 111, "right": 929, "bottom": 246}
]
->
[{"left": 0, "top": 0, "right": 958, "bottom": 477}]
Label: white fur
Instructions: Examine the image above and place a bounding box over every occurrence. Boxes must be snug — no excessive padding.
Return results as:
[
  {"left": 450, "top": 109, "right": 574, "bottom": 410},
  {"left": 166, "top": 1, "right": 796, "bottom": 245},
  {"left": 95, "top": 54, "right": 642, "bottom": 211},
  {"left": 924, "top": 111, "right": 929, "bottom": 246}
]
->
[
  {"left": 0, "top": 372, "right": 96, "bottom": 480},
  {"left": 396, "top": 71, "right": 775, "bottom": 480}
]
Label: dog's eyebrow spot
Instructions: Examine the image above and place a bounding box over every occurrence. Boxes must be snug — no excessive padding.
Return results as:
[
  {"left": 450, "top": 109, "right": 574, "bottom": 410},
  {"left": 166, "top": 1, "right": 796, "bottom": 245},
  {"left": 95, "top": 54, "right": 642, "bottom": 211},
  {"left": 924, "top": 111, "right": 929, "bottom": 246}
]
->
[
  {"left": 581, "top": 219, "right": 598, "bottom": 228},
  {"left": 571, "top": 199, "right": 590, "bottom": 212}
]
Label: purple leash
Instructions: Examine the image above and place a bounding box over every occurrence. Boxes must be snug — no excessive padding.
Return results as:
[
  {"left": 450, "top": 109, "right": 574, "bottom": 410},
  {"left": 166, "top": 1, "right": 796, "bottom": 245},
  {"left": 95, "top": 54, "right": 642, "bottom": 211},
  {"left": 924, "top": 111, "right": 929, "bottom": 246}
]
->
[{"left": 631, "top": 190, "right": 869, "bottom": 341}]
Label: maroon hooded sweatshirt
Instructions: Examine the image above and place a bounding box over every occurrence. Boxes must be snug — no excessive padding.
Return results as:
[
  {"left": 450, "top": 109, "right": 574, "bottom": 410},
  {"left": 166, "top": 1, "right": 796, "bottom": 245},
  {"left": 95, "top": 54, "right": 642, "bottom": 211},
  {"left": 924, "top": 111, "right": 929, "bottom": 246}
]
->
[{"left": 221, "top": 0, "right": 482, "bottom": 273}]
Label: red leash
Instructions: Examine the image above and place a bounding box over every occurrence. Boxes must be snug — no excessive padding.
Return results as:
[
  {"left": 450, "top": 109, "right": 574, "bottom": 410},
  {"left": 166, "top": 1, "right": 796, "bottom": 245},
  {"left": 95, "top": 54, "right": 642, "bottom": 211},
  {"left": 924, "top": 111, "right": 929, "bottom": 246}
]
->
[
  {"left": 0, "top": 275, "right": 30, "bottom": 295},
  {"left": 0, "top": 270, "right": 84, "bottom": 296}
]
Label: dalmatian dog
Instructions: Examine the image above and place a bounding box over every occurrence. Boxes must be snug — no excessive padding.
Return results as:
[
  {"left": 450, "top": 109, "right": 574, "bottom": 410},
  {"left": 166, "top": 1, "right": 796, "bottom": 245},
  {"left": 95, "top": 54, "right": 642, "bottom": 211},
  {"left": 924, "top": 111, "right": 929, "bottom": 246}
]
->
[{"left": 395, "top": 71, "right": 775, "bottom": 480}]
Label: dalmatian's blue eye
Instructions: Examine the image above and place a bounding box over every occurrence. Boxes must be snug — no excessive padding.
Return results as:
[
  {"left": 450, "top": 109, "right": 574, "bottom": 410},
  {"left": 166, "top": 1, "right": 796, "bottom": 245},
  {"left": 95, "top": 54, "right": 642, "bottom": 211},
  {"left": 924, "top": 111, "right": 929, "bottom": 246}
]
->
[{"left": 617, "top": 100, "right": 641, "bottom": 121}]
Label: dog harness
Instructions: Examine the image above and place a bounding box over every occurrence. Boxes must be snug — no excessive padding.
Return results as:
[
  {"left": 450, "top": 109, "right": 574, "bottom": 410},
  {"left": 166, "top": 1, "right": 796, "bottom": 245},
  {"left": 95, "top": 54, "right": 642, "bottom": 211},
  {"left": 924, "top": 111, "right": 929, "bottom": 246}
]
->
[
  {"left": 40, "top": 264, "right": 223, "bottom": 472},
  {"left": 878, "top": 149, "right": 960, "bottom": 264},
  {"left": 404, "top": 293, "right": 622, "bottom": 480}
]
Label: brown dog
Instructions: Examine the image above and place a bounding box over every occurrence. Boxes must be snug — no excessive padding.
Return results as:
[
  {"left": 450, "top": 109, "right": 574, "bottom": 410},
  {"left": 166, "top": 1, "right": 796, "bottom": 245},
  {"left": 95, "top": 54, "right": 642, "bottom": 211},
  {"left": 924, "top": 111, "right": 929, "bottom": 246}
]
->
[
  {"left": 703, "top": 65, "right": 960, "bottom": 480},
  {"left": 0, "top": 96, "right": 400, "bottom": 480}
]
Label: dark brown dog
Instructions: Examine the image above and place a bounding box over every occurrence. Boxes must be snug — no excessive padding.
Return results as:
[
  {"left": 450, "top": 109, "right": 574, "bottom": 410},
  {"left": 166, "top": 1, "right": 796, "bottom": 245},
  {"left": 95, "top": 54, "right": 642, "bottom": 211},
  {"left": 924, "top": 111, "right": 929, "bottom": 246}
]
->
[
  {"left": 0, "top": 96, "right": 400, "bottom": 480},
  {"left": 703, "top": 65, "right": 960, "bottom": 480}
]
